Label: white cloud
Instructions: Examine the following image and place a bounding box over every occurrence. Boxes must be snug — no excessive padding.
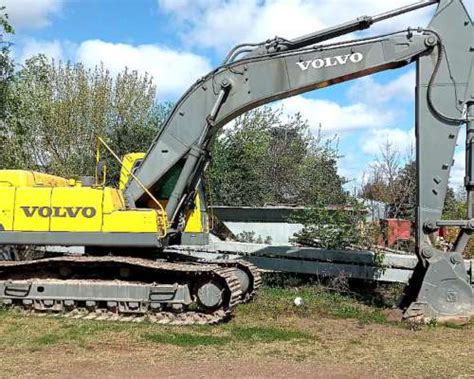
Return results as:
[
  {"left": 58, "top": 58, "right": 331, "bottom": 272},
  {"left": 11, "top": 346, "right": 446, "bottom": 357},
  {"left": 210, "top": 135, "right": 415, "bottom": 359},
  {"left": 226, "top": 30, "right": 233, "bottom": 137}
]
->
[
  {"left": 338, "top": 151, "right": 367, "bottom": 185},
  {"left": 336, "top": 68, "right": 417, "bottom": 184},
  {"left": 3, "top": 0, "right": 63, "bottom": 29},
  {"left": 451, "top": 149, "right": 465, "bottom": 188},
  {"left": 159, "top": 0, "right": 221, "bottom": 19},
  {"left": 18, "top": 39, "right": 64, "bottom": 62},
  {"left": 158, "top": 0, "right": 435, "bottom": 54},
  {"left": 348, "top": 70, "right": 415, "bottom": 104},
  {"left": 75, "top": 40, "right": 212, "bottom": 100},
  {"left": 450, "top": 127, "right": 466, "bottom": 189},
  {"left": 16, "top": 38, "right": 212, "bottom": 100},
  {"left": 361, "top": 128, "right": 415, "bottom": 156},
  {"left": 449, "top": 149, "right": 465, "bottom": 189},
  {"left": 279, "top": 95, "right": 394, "bottom": 134}
]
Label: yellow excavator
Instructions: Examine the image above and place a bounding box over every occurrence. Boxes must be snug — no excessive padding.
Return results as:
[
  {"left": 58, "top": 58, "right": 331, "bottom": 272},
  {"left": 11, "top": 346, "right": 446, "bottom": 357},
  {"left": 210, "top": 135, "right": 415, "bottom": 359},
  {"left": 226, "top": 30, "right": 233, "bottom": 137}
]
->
[{"left": 0, "top": 0, "right": 473, "bottom": 324}]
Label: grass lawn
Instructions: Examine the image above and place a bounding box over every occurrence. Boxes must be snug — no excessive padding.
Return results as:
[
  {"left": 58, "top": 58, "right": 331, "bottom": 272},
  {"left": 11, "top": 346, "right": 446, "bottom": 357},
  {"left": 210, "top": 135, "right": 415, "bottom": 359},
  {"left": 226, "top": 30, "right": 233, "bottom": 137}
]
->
[{"left": 0, "top": 283, "right": 473, "bottom": 378}]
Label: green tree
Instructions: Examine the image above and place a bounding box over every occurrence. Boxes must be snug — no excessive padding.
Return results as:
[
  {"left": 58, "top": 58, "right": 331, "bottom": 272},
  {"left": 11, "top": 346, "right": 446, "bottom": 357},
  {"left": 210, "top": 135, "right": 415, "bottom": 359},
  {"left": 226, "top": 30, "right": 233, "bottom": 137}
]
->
[
  {"left": 291, "top": 198, "right": 382, "bottom": 250},
  {"left": 442, "top": 186, "right": 466, "bottom": 220},
  {"left": 207, "top": 107, "right": 347, "bottom": 207},
  {"left": 0, "top": 7, "right": 14, "bottom": 120},
  {"left": 1, "top": 56, "right": 168, "bottom": 182},
  {"left": 391, "top": 160, "right": 416, "bottom": 219}
]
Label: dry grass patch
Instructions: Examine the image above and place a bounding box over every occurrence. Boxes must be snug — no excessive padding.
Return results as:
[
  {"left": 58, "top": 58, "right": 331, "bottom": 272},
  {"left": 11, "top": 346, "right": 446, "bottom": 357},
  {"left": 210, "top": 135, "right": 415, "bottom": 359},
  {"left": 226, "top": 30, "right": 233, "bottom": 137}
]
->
[{"left": 0, "top": 285, "right": 473, "bottom": 378}]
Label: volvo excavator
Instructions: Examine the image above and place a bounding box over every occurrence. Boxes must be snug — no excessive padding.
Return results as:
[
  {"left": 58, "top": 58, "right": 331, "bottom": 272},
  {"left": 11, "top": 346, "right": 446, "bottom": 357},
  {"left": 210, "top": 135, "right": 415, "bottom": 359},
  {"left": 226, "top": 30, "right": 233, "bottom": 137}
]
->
[{"left": 0, "top": 0, "right": 473, "bottom": 324}]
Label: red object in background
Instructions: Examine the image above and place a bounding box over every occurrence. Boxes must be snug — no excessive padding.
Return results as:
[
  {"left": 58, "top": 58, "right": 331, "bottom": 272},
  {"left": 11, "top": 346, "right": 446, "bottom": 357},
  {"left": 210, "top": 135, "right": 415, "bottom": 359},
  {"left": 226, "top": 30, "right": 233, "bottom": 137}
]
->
[
  {"left": 438, "top": 227, "right": 447, "bottom": 238},
  {"left": 379, "top": 218, "right": 412, "bottom": 247}
]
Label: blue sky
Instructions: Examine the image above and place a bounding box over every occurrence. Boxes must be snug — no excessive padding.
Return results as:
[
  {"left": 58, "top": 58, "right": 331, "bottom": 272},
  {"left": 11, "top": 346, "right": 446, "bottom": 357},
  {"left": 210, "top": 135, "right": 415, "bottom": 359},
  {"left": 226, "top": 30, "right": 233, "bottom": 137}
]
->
[{"left": 4, "top": 0, "right": 474, "bottom": 191}]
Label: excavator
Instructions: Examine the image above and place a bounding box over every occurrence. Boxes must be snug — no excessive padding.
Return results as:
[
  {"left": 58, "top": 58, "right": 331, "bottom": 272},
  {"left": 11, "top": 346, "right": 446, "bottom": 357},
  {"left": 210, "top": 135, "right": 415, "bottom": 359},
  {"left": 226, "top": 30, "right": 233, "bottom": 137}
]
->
[{"left": 0, "top": 0, "right": 473, "bottom": 324}]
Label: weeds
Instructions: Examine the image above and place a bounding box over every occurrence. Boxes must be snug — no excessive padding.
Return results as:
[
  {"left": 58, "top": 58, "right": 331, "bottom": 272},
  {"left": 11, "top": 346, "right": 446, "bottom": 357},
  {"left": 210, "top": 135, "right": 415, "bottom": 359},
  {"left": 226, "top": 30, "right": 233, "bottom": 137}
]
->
[{"left": 245, "top": 284, "right": 389, "bottom": 325}]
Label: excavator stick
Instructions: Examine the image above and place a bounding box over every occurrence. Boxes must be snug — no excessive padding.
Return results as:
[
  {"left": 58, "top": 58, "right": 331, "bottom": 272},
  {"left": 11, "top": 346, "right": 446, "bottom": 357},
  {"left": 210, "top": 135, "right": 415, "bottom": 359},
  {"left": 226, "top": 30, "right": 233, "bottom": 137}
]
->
[{"left": 399, "top": 0, "right": 474, "bottom": 323}]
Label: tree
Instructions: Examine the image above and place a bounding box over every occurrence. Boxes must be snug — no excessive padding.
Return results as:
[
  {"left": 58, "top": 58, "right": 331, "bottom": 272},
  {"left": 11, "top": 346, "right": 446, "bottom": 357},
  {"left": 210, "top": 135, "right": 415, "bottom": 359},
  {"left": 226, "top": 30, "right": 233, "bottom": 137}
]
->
[
  {"left": 0, "top": 7, "right": 14, "bottom": 121},
  {"left": 291, "top": 198, "right": 377, "bottom": 249},
  {"left": 360, "top": 141, "right": 401, "bottom": 205},
  {"left": 360, "top": 141, "right": 416, "bottom": 220},
  {"left": 440, "top": 186, "right": 472, "bottom": 255},
  {"left": 442, "top": 186, "right": 466, "bottom": 220},
  {"left": 391, "top": 160, "right": 416, "bottom": 219},
  {"left": 1, "top": 56, "right": 168, "bottom": 183},
  {"left": 206, "top": 107, "right": 347, "bottom": 207}
]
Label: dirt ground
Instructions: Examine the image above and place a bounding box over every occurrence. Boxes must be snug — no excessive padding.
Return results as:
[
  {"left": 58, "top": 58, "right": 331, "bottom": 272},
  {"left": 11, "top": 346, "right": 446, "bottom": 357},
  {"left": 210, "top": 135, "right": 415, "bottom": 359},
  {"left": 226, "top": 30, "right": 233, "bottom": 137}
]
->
[
  {"left": 1, "top": 286, "right": 473, "bottom": 379},
  {"left": 14, "top": 349, "right": 375, "bottom": 379}
]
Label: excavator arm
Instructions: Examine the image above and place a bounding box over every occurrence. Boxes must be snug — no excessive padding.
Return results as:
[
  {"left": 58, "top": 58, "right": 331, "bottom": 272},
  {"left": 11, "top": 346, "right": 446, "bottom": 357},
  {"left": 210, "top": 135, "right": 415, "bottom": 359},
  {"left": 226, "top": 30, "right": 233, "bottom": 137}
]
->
[{"left": 125, "top": 0, "right": 474, "bottom": 321}]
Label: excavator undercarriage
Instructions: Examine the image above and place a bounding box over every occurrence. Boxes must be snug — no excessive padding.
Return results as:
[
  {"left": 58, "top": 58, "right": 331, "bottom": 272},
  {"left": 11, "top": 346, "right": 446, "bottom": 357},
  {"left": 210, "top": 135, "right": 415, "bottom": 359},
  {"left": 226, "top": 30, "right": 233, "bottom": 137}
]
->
[
  {"left": 0, "top": 251, "right": 261, "bottom": 325},
  {"left": 0, "top": 256, "right": 242, "bottom": 325}
]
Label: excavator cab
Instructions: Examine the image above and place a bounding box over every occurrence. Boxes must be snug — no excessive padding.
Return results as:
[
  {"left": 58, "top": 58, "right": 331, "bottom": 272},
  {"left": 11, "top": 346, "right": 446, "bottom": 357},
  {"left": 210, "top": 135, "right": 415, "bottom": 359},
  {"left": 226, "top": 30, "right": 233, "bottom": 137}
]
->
[
  {"left": 118, "top": 153, "right": 146, "bottom": 190},
  {"left": 119, "top": 152, "right": 209, "bottom": 243}
]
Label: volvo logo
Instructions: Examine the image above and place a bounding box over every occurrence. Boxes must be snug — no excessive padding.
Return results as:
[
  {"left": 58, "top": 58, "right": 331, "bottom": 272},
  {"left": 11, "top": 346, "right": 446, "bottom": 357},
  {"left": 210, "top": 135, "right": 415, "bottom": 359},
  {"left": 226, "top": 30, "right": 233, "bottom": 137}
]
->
[
  {"left": 296, "top": 52, "right": 364, "bottom": 71},
  {"left": 20, "top": 206, "right": 97, "bottom": 218}
]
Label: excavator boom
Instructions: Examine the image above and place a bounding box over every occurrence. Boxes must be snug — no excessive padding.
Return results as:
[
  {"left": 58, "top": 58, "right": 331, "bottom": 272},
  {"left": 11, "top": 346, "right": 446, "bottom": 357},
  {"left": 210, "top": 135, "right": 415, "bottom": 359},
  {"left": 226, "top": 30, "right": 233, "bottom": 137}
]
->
[{"left": 125, "top": 31, "right": 431, "bottom": 220}]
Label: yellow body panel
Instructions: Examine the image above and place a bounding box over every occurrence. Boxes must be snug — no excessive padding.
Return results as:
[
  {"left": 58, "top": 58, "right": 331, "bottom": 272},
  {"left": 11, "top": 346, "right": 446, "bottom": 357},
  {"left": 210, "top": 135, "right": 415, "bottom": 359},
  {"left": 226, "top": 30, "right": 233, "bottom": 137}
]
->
[
  {"left": 0, "top": 169, "right": 166, "bottom": 236},
  {"left": 119, "top": 153, "right": 145, "bottom": 190},
  {"left": 0, "top": 188, "right": 15, "bottom": 230},
  {"left": 102, "top": 187, "right": 126, "bottom": 213},
  {"left": 184, "top": 194, "right": 209, "bottom": 234},
  {"left": 103, "top": 210, "right": 158, "bottom": 233},
  {"left": 14, "top": 187, "right": 52, "bottom": 231},
  {"left": 50, "top": 188, "right": 103, "bottom": 232},
  {"left": 0, "top": 170, "right": 68, "bottom": 187}
]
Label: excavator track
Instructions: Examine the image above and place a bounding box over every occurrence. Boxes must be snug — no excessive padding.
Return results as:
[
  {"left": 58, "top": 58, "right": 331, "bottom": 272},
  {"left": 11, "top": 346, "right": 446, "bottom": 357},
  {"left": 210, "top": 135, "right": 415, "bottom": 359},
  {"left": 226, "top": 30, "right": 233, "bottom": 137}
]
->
[
  {"left": 0, "top": 256, "right": 242, "bottom": 325},
  {"left": 214, "top": 260, "right": 262, "bottom": 302},
  {"left": 163, "top": 249, "right": 262, "bottom": 302}
]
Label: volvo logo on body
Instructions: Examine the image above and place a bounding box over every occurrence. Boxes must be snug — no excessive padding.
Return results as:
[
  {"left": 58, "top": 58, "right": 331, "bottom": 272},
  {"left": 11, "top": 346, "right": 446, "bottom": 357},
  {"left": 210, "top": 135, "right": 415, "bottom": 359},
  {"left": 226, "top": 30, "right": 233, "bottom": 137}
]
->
[
  {"left": 20, "top": 206, "right": 97, "bottom": 218},
  {"left": 296, "top": 52, "right": 364, "bottom": 71}
]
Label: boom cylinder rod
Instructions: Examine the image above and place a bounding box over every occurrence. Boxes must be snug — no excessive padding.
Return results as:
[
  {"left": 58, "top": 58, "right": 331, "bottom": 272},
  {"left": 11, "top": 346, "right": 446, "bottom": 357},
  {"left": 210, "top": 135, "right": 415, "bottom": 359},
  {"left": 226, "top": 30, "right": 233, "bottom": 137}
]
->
[
  {"left": 371, "top": 0, "right": 439, "bottom": 23},
  {"left": 466, "top": 102, "right": 474, "bottom": 219},
  {"left": 284, "top": 0, "right": 438, "bottom": 49}
]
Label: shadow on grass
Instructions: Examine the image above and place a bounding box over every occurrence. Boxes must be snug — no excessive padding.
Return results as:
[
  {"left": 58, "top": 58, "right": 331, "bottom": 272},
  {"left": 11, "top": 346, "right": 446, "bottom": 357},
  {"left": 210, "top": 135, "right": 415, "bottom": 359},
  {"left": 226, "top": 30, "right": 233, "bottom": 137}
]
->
[
  {"left": 144, "top": 326, "right": 310, "bottom": 347},
  {"left": 30, "top": 322, "right": 107, "bottom": 349}
]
